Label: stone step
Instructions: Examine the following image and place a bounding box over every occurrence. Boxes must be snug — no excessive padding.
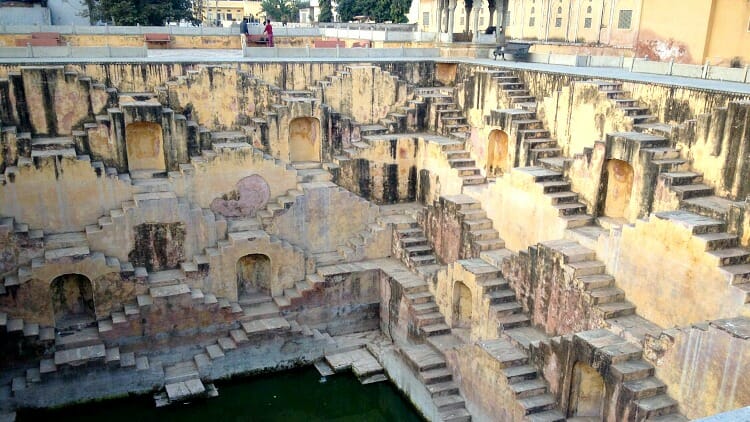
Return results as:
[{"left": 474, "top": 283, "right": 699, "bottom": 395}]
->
[
  {"left": 510, "top": 378, "right": 548, "bottom": 398},
  {"left": 434, "top": 394, "right": 465, "bottom": 411},
  {"left": 413, "top": 301, "right": 440, "bottom": 314},
  {"left": 610, "top": 360, "right": 655, "bottom": 382},
  {"left": 44, "top": 232, "right": 88, "bottom": 250},
  {"left": 672, "top": 184, "right": 714, "bottom": 200},
  {"left": 498, "top": 313, "right": 531, "bottom": 330},
  {"left": 422, "top": 323, "right": 452, "bottom": 337},
  {"left": 518, "top": 393, "right": 556, "bottom": 414},
  {"left": 416, "top": 311, "right": 446, "bottom": 327},
  {"left": 474, "top": 238, "right": 506, "bottom": 251},
  {"left": 421, "top": 367, "right": 453, "bottom": 385},
  {"left": 527, "top": 410, "right": 566, "bottom": 422},
  {"left": 659, "top": 171, "right": 702, "bottom": 186},
  {"left": 635, "top": 394, "right": 679, "bottom": 419},
  {"left": 568, "top": 260, "right": 605, "bottom": 277},
  {"left": 554, "top": 202, "right": 587, "bottom": 216},
  {"left": 427, "top": 381, "right": 460, "bottom": 397},
  {"left": 589, "top": 287, "right": 626, "bottom": 304},
  {"left": 539, "top": 180, "right": 571, "bottom": 194},
  {"left": 405, "top": 245, "right": 434, "bottom": 256},
  {"left": 491, "top": 301, "right": 523, "bottom": 317},
  {"left": 164, "top": 360, "right": 200, "bottom": 383},
  {"left": 147, "top": 269, "right": 185, "bottom": 287},
  {"left": 623, "top": 376, "right": 667, "bottom": 399},
  {"left": 440, "top": 407, "right": 471, "bottom": 422},
  {"left": 461, "top": 174, "right": 487, "bottom": 185},
  {"left": 707, "top": 247, "right": 750, "bottom": 266},
  {"left": 599, "top": 301, "right": 637, "bottom": 318},
  {"left": 411, "top": 254, "right": 438, "bottom": 266},
  {"left": 576, "top": 274, "right": 615, "bottom": 290},
  {"left": 719, "top": 264, "right": 750, "bottom": 285},
  {"left": 486, "top": 289, "right": 517, "bottom": 304},
  {"left": 654, "top": 210, "right": 725, "bottom": 235},
  {"left": 502, "top": 364, "right": 538, "bottom": 384}
]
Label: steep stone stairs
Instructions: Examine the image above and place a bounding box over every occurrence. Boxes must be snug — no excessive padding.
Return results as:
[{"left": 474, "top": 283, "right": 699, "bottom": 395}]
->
[
  {"left": 652, "top": 210, "right": 750, "bottom": 292},
  {"left": 400, "top": 343, "right": 472, "bottom": 421},
  {"left": 478, "top": 338, "right": 565, "bottom": 421},
  {"left": 592, "top": 79, "right": 657, "bottom": 126}
]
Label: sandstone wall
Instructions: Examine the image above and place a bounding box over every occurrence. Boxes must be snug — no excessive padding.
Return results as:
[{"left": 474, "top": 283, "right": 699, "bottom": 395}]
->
[{"left": 645, "top": 318, "right": 750, "bottom": 419}]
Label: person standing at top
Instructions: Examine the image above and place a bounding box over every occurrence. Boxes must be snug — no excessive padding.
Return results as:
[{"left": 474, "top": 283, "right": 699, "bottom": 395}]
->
[
  {"left": 240, "top": 18, "right": 249, "bottom": 46},
  {"left": 263, "top": 19, "right": 274, "bottom": 47}
]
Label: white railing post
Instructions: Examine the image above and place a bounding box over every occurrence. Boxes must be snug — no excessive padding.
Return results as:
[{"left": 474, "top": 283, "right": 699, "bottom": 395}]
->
[
  {"left": 668, "top": 59, "right": 674, "bottom": 75},
  {"left": 702, "top": 60, "right": 710, "bottom": 79}
]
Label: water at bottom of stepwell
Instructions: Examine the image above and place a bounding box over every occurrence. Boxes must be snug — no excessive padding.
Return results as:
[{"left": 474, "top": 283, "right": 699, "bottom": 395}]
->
[{"left": 17, "top": 366, "right": 426, "bottom": 422}]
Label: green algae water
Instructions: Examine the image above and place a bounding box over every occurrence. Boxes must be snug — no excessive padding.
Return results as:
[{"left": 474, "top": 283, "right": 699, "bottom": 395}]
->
[{"left": 18, "top": 366, "right": 425, "bottom": 422}]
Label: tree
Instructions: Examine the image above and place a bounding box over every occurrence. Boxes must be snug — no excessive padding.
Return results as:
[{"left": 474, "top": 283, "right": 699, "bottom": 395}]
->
[
  {"left": 318, "top": 0, "right": 332, "bottom": 22},
  {"left": 86, "top": 0, "right": 197, "bottom": 25},
  {"left": 261, "top": 0, "right": 305, "bottom": 23},
  {"left": 335, "top": 0, "right": 409, "bottom": 23},
  {"left": 388, "top": 0, "right": 409, "bottom": 23}
]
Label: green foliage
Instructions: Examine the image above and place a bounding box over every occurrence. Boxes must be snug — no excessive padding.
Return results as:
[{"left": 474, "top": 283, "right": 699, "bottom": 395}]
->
[
  {"left": 261, "top": 0, "right": 305, "bottom": 22},
  {"left": 336, "top": 0, "right": 409, "bottom": 23},
  {"left": 87, "top": 0, "right": 197, "bottom": 25},
  {"left": 318, "top": 0, "right": 332, "bottom": 22}
]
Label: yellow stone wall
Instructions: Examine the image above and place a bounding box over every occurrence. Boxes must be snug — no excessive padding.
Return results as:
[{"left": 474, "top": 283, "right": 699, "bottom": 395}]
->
[
  {"left": 612, "top": 216, "right": 746, "bottom": 327},
  {"left": 647, "top": 321, "right": 750, "bottom": 419},
  {"left": 465, "top": 169, "right": 571, "bottom": 252}
]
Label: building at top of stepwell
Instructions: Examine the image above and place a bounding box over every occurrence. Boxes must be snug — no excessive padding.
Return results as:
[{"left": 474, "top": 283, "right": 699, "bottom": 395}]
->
[{"left": 1, "top": 22, "right": 750, "bottom": 422}]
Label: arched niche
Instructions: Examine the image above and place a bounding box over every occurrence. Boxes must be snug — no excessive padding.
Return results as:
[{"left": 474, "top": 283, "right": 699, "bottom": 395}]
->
[
  {"left": 487, "top": 129, "right": 510, "bottom": 177},
  {"left": 602, "top": 159, "right": 634, "bottom": 219},
  {"left": 289, "top": 117, "right": 321, "bottom": 162},
  {"left": 568, "top": 361, "right": 605, "bottom": 419},
  {"left": 125, "top": 122, "right": 166, "bottom": 172},
  {"left": 50, "top": 273, "right": 95, "bottom": 329},
  {"left": 237, "top": 253, "right": 272, "bottom": 297},
  {"left": 452, "top": 281, "right": 472, "bottom": 328}
]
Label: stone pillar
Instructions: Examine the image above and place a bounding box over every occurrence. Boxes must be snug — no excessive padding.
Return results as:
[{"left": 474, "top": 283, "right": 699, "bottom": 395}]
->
[
  {"left": 447, "top": 0, "right": 457, "bottom": 42},
  {"left": 436, "top": 0, "right": 443, "bottom": 34},
  {"left": 472, "top": 0, "right": 483, "bottom": 42},
  {"left": 496, "top": 0, "right": 507, "bottom": 45}
]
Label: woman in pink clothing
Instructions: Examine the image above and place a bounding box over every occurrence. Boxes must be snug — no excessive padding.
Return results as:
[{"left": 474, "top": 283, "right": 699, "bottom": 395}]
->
[{"left": 263, "top": 20, "right": 274, "bottom": 47}]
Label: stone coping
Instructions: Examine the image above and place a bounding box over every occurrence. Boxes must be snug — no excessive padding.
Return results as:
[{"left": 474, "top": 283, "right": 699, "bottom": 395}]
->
[{"left": 0, "top": 51, "right": 747, "bottom": 95}]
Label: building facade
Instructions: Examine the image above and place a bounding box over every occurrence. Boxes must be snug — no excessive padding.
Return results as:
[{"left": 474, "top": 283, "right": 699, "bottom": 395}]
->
[{"left": 415, "top": 0, "right": 750, "bottom": 65}]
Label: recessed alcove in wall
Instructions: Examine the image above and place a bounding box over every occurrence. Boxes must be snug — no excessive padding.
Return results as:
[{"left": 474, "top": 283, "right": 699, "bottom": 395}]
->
[
  {"left": 289, "top": 117, "right": 321, "bottom": 162},
  {"left": 436, "top": 62, "right": 458, "bottom": 85},
  {"left": 50, "top": 273, "right": 95, "bottom": 329},
  {"left": 125, "top": 122, "right": 166, "bottom": 172},
  {"left": 568, "top": 361, "right": 605, "bottom": 419},
  {"left": 601, "top": 159, "right": 634, "bottom": 219},
  {"left": 452, "top": 281, "right": 472, "bottom": 328},
  {"left": 487, "top": 129, "right": 510, "bottom": 177},
  {"left": 237, "top": 254, "right": 272, "bottom": 297}
]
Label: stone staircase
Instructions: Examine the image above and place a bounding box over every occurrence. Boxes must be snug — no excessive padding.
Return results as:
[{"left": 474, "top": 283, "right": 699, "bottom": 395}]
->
[
  {"left": 653, "top": 210, "right": 750, "bottom": 290},
  {"left": 511, "top": 167, "right": 594, "bottom": 229},
  {"left": 478, "top": 337, "right": 565, "bottom": 421},
  {"left": 10, "top": 324, "right": 151, "bottom": 397},
  {"left": 592, "top": 79, "right": 657, "bottom": 125},
  {"left": 399, "top": 343, "right": 472, "bottom": 422},
  {"left": 456, "top": 259, "right": 531, "bottom": 333},
  {"left": 540, "top": 239, "right": 664, "bottom": 343},
  {"left": 564, "top": 330, "right": 687, "bottom": 421},
  {"left": 393, "top": 212, "right": 441, "bottom": 274}
]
